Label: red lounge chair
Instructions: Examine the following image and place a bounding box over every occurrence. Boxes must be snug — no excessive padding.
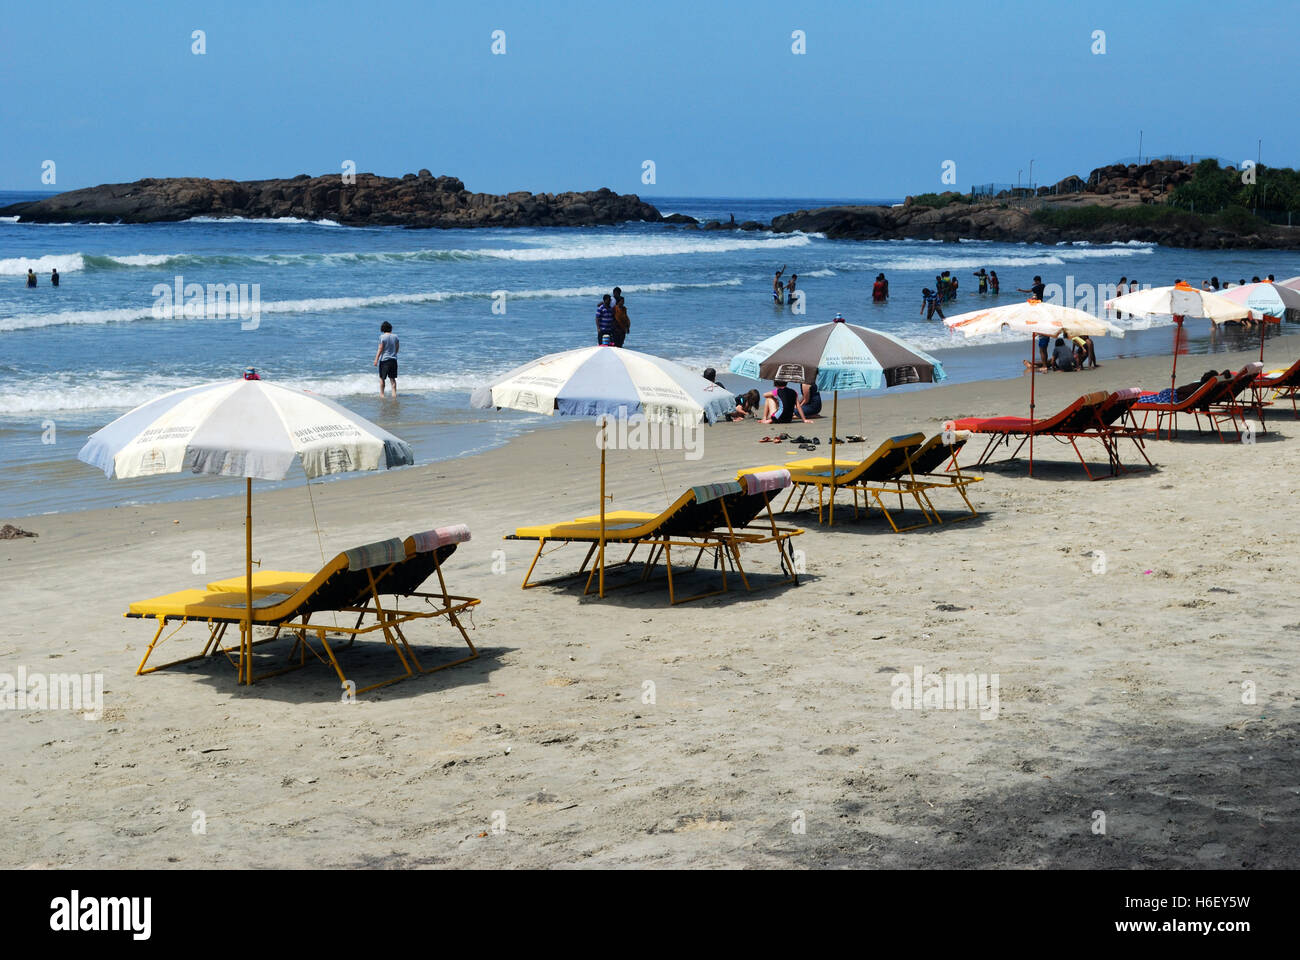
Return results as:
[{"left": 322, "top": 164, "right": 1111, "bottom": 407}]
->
[
  {"left": 951, "top": 391, "right": 1115, "bottom": 479},
  {"left": 1090, "top": 387, "right": 1154, "bottom": 472},
  {"left": 1131, "top": 376, "right": 1222, "bottom": 440},
  {"left": 1202, "top": 362, "right": 1266, "bottom": 438},
  {"left": 1253, "top": 358, "right": 1300, "bottom": 419}
]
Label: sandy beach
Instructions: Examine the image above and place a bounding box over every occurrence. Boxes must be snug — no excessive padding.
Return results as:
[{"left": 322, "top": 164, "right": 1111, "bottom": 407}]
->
[{"left": 3, "top": 338, "right": 1298, "bottom": 869}]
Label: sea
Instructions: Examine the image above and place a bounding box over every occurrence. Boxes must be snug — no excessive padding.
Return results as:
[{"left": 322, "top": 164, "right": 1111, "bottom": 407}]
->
[{"left": 2, "top": 189, "right": 1297, "bottom": 518}]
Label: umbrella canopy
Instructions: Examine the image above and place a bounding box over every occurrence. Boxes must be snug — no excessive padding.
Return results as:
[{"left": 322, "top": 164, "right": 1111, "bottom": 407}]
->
[
  {"left": 1104, "top": 282, "right": 1251, "bottom": 323},
  {"left": 79, "top": 378, "right": 414, "bottom": 685},
  {"left": 472, "top": 344, "right": 731, "bottom": 595},
  {"left": 729, "top": 318, "right": 947, "bottom": 390},
  {"left": 729, "top": 316, "right": 946, "bottom": 524},
  {"left": 1215, "top": 281, "right": 1300, "bottom": 319},
  {"left": 1278, "top": 276, "right": 1300, "bottom": 292},
  {"left": 80, "top": 379, "right": 413, "bottom": 480},
  {"left": 944, "top": 299, "right": 1123, "bottom": 339},
  {"left": 471, "top": 344, "right": 734, "bottom": 424}
]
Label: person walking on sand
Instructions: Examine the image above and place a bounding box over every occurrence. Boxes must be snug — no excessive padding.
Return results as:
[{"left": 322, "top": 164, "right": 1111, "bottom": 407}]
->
[
  {"left": 51, "top": 268, "right": 60, "bottom": 287},
  {"left": 773, "top": 265, "right": 786, "bottom": 305},
  {"left": 373, "top": 320, "right": 400, "bottom": 397},
  {"left": 26, "top": 268, "right": 37, "bottom": 288}
]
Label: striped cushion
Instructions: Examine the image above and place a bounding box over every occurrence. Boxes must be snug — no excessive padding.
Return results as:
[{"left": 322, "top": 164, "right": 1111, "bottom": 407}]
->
[
  {"left": 1111, "top": 387, "right": 1142, "bottom": 401},
  {"left": 345, "top": 538, "right": 406, "bottom": 571},
  {"left": 739, "top": 469, "right": 791, "bottom": 494},
  {"left": 411, "top": 524, "right": 471, "bottom": 553},
  {"left": 691, "top": 480, "right": 743, "bottom": 504}
]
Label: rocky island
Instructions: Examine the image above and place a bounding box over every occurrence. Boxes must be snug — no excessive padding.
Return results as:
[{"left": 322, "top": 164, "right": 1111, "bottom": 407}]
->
[
  {"left": 762, "top": 160, "right": 1300, "bottom": 250},
  {"left": 0, "top": 170, "right": 664, "bottom": 228}
]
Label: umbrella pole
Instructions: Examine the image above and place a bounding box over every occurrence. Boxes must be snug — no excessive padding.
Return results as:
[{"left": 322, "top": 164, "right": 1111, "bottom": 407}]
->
[
  {"left": 243, "top": 477, "right": 253, "bottom": 685},
  {"left": 1171, "top": 316, "right": 1183, "bottom": 439},
  {"left": 1260, "top": 316, "right": 1266, "bottom": 363},
  {"left": 1028, "top": 334, "right": 1035, "bottom": 477},
  {"left": 829, "top": 390, "right": 838, "bottom": 525},
  {"left": 598, "top": 421, "right": 606, "bottom": 598}
]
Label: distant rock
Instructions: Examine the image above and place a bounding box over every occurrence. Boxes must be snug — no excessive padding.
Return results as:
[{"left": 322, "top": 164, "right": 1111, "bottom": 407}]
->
[
  {"left": 0, "top": 173, "right": 664, "bottom": 228},
  {"left": 662, "top": 213, "right": 698, "bottom": 224},
  {"left": 0, "top": 524, "right": 37, "bottom": 539}
]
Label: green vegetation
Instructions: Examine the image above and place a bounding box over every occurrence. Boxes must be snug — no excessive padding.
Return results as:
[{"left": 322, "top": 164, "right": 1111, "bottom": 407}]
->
[
  {"left": 1032, "top": 203, "right": 1269, "bottom": 234},
  {"left": 1169, "top": 159, "right": 1300, "bottom": 214},
  {"left": 908, "top": 192, "right": 971, "bottom": 209}
]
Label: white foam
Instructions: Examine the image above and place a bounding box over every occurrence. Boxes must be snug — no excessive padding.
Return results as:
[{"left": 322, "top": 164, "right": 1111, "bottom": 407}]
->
[
  {"left": 0, "top": 253, "right": 87, "bottom": 275},
  {"left": 104, "top": 253, "right": 177, "bottom": 267},
  {"left": 0, "top": 278, "right": 744, "bottom": 332},
  {"left": 459, "top": 231, "right": 814, "bottom": 262},
  {"left": 185, "top": 216, "right": 342, "bottom": 225},
  {"left": 0, "top": 216, "right": 19, "bottom": 223}
]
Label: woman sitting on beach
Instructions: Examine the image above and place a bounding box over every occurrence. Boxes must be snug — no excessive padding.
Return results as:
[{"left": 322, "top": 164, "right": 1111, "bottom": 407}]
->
[
  {"left": 729, "top": 388, "right": 762, "bottom": 420},
  {"left": 760, "top": 381, "right": 807, "bottom": 425},
  {"left": 798, "top": 381, "right": 823, "bottom": 417}
]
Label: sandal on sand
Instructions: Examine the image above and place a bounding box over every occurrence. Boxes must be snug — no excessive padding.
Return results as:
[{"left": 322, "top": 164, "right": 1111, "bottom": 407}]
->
[
  {"left": 847, "top": 434, "right": 865, "bottom": 443},
  {"left": 777, "top": 432, "right": 792, "bottom": 440},
  {"left": 793, "top": 435, "right": 812, "bottom": 444},
  {"left": 759, "top": 436, "right": 773, "bottom": 443},
  {"left": 799, "top": 443, "right": 816, "bottom": 451}
]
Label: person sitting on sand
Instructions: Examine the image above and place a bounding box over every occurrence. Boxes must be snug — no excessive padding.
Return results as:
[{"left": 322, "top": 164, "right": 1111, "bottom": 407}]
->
[
  {"left": 26, "top": 269, "right": 37, "bottom": 287},
  {"left": 1051, "top": 337, "right": 1077, "bottom": 372},
  {"left": 1071, "top": 334, "right": 1098, "bottom": 369},
  {"left": 921, "top": 288, "right": 944, "bottom": 320},
  {"left": 761, "top": 380, "right": 807, "bottom": 425},
  {"left": 798, "top": 380, "right": 823, "bottom": 418},
  {"left": 730, "top": 388, "right": 762, "bottom": 420}
]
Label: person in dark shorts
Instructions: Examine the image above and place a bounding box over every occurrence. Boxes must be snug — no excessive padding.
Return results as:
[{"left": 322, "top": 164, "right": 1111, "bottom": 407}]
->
[
  {"left": 595, "top": 294, "right": 617, "bottom": 345},
  {"left": 920, "top": 288, "right": 945, "bottom": 320},
  {"left": 26, "top": 269, "right": 37, "bottom": 287},
  {"left": 612, "top": 293, "right": 630, "bottom": 347},
  {"left": 1018, "top": 275, "right": 1047, "bottom": 301},
  {"left": 373, "top": 320, "right": 400, "bottom": 397},
  {"left": 799, "top": 381, "right": 823, "bottom": 417},
  {"left": 51, "top": 268, "right": 60, "bottom": 287}
]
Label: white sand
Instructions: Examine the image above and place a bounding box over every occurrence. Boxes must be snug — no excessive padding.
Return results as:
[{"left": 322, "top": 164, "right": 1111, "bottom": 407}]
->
[{"left": 3, "top": 338, "right": 1298, "bottom": 868}]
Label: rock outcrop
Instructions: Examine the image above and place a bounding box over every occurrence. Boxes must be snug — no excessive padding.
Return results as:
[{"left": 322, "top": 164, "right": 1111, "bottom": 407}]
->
[{"left": 0, "top": 173, "right": 664, "bottom": 228}]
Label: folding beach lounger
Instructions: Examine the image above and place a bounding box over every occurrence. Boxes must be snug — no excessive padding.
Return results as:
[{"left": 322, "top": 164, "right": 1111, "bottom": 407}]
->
[
  {"left": 1131, "top": 376, "right": 1222, "bottom": 440},
  {"left": 743, "top": 433, "right": 932, "bottom": 530},
  {"left": 1202, "top": 362, "right": 1267, "bottom": 437},
  {"left": 899, "top": 434, "right": 983, "bottom": 522},
  {"left": 1253, "top": 357, "right": 1300, "bottom": 419},
  {"left": 506, "top": 473, "right": 803, "bottom": 604},
  {"left": 952, "top": 391, "right": 1114, "bottom": 479},
  {"left": 1133, "top": 364, "right": 1263, "bottom": 442},
  {"left": 127, "top": 528, "right": 480, "bottom": 692}
]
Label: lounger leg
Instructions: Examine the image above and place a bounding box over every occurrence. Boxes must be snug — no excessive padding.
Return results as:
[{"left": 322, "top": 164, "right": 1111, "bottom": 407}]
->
[{"left": 521, "top": 539, "right": 547, "bottom": 589}]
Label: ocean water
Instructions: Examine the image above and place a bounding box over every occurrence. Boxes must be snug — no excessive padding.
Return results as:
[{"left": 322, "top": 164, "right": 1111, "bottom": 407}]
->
[{"left": 2, "top": 190, "right": 1297, "bottom": 517}]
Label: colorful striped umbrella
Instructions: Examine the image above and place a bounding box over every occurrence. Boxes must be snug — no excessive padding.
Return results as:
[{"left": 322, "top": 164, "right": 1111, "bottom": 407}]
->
[
  {"left": 729, "top": 317, "right": 946, "bottom": 523},
  {"left": 1216, "top": 282, "right": 1298, "bottom": 361},
  {"left": 79, "top": 378, "right": 414, "bottom": 683}
]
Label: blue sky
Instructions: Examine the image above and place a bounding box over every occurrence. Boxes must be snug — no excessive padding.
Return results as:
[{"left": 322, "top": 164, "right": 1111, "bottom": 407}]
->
[{"left": 1, "top": 0, "right": 1296, "bottom": 197}]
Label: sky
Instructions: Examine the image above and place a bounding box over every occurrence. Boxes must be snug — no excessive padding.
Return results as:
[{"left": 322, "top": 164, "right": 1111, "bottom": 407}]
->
[{"left": 2, "top": 0, "right": 1297, "bottom": 198}]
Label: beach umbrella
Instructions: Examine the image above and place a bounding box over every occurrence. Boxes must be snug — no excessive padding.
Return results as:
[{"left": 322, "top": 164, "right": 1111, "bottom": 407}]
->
[
  {"left": 944, "top": 299, "right": 1122, "bottom": 475},
  {"left": 1215, "top": 281, "right": 1299, "bottom": 360},
  {"left": 78, "top": 378, "right": 414, "bottom": 684},
  {"left": 1278, "top": 276, "right": 1300, "bottom": 292},
  {"left": 470, "top": 345, "right": 733, "bottom": 596},
  {"left": 728, "top": 315, "right": 946, "bottom": 524},
  {"left": 1105, "top": 282, "right": 1253, "bottom": 416}
]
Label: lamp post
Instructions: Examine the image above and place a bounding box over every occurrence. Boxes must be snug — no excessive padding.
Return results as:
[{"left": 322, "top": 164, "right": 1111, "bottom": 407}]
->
[{"left": 1029, "top": 159, "right": 1035, "bottom": 191}]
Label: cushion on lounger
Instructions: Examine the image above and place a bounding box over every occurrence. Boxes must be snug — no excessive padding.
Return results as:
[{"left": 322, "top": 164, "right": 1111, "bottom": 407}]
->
[
  {"left": 411, "top": 524, "right": 471, "bottom": 553},
  {"left": 345, "top": 538, "right": 406, "bottom": 571},
  {"left": 1111, "top": 387, "right": 1143, "bottom": 401},
  {"left": 738, "top": 469, "right": 791, "bottom": 494}
]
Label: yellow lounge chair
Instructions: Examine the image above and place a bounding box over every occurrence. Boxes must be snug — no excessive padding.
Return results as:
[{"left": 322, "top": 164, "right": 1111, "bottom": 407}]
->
[
  {"left": 900, "top": 434, "right": 982, "bottom": 522},
  {"left": 743, "top": 433, "right": 931, "bottom": 530},
  {"left": 127, "top": 527, "right": 479, "bottom": 692},
  {"left": 506, "top": 472, "right": 802, "bottom": 604}
]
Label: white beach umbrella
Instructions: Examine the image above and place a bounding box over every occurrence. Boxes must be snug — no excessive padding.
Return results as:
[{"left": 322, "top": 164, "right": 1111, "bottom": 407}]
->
[
  {"left": 1104, "top": 281, "right": 1254, "bottom": 408},
  {"left": 944, "top": 299, "right": 1123, "bottom": 475},
  {"left": 471, "top": 345, "right": 733, "bottom": 595},
  {"left": 79, "top": 378, "right": 414, "bottom": 683}
]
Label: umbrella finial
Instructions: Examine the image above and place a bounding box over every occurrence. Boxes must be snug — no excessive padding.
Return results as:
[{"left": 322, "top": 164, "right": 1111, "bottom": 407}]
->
[{"left": 833, "top": 312, "right": 845, "bottom": 322}]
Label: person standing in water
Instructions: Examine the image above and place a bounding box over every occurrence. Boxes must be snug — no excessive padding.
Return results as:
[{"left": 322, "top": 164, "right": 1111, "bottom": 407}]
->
[
  {"left": 51, "top": 268, "right": 60, "bottom": 287},
  {"left": 872, "top": 273, "right": 888, "bottom": 302},
  {"left": 786, "top": 273, "right": 798, "bottom": 308},
  {"left": 973, "top": 268, "right": 988, "bottom": 294},
  {"left": 372, "top": 320, "right": 400, "bottom": 398},
  {"left": 612, "top": 293, "right": 630, "bottom": 348},
  {"left": 26, "top": 269, "right": 37, "bottom": 287},
  {"left": 773, "top": 265, "right": 786, "bottom": 305},
  {"left": 595, "top": 294, "right": 617, "bottom": 345},
  {"left": 988, "top": 270, "right": 999, "bottom": 294}
]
